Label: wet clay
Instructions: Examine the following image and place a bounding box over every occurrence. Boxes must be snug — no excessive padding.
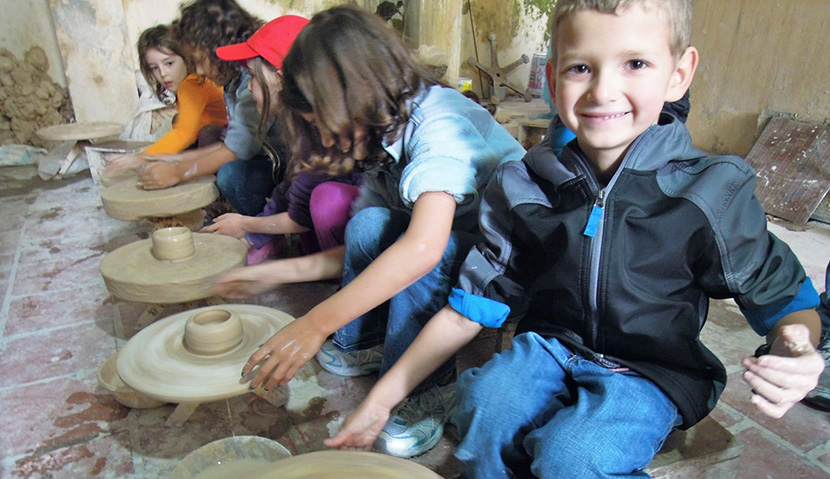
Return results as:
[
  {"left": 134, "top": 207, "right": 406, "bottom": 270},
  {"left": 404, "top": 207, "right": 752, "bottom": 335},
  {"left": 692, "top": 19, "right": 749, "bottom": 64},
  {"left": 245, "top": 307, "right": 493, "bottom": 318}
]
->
[
  {"left": 99, "top": 231, "right": 245, "bottom": 303},
  {"left": 117, "top": 305, "right": 295, "bottom": 403},
  {"left": 100, "top": 175, "right": 218, "bottom": 221},
  {"left": 248, "top": 450, "right": 444, "bottom": 479}
]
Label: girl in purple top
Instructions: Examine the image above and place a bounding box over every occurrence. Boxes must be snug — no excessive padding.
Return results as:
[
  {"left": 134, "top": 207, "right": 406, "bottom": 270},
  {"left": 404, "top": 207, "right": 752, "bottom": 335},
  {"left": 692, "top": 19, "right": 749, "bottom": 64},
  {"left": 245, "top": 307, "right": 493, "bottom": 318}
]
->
[{"left": 201, "top": 16, "right": 361, "bottom": 264}]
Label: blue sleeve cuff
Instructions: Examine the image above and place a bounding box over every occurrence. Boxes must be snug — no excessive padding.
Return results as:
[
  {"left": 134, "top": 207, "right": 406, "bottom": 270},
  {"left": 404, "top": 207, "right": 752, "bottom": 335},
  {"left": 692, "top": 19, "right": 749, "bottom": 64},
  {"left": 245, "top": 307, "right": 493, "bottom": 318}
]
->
[
  {"left": 741, "top": 277, "right": 820, "bottom": 335},
  {"left": 448, "top": 288, "right": 511, "bottom": 328}
]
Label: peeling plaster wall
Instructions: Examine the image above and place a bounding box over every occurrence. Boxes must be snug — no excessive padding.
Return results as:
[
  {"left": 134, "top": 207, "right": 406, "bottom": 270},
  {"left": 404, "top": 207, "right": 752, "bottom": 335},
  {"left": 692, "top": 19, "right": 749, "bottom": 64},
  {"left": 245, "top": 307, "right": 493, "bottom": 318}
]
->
[
  {"left": 461, "top": 0, "right": 551, "bottom": 98},
  {"left": 48, "top": 0, "right": 137, "bottom": 124}
]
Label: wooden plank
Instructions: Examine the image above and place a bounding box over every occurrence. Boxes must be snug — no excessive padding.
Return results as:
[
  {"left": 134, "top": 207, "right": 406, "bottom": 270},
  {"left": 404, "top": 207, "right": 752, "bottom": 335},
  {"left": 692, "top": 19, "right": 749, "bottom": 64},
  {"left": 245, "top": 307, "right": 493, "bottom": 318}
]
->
[{"left": 745, "top": 117, "right": 830, "bottom": 223}]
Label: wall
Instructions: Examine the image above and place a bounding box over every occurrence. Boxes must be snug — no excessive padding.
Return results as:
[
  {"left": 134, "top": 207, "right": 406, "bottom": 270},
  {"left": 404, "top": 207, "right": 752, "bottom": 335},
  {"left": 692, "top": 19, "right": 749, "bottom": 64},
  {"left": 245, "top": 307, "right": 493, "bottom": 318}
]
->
[
  {"left": 687, "top": 0, "right": 830, "bottom": 157},
  {"left": 0, "top": 0, "right": 65, "bottom": 87},
  {"left": 1, "top": 0, "right": 549, "bottom": 128}
]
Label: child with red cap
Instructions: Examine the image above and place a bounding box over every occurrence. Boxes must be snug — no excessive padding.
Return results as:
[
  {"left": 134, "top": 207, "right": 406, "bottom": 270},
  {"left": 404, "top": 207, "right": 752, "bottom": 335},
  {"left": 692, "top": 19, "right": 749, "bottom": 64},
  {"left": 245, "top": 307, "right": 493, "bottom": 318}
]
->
[{"left": 203, "top": 15, "right": 361, "bottom": 265}]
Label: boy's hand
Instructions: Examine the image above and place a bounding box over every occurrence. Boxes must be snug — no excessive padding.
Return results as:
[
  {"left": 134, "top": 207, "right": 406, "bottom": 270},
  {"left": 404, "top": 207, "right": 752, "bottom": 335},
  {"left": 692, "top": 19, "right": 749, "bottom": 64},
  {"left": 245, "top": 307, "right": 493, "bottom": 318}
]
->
[
  {"left": 742, "top": 324, "right": 824, "bottom": 418},
  {"left": 324, "top": 398, "right": 391, "bottom": 450},
  {"left": 241, "top": 318, "right": 327, "bottom": 389},
  {"left": 201, "top": 213, "right": 249, "bottom": 238}
]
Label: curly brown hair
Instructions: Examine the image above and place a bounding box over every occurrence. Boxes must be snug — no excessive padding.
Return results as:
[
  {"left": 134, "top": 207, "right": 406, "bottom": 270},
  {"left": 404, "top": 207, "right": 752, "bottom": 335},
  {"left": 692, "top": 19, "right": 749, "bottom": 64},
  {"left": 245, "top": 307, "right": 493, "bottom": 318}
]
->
[
  {"left": 137, "top": 24, "right": 193, "bottom": 102},
  {"left": 278, "top": 5, "right": 438, "bottom": 178},
  {"left": 177, "top": 0, "right": 263, "bottom": 87}
]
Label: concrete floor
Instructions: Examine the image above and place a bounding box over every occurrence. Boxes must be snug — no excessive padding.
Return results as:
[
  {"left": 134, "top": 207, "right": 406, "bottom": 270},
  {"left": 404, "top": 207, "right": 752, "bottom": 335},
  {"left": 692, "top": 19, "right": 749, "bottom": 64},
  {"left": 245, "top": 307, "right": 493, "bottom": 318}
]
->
[{"left": 1, "top": 164, "right": 829, "bottom": 478}]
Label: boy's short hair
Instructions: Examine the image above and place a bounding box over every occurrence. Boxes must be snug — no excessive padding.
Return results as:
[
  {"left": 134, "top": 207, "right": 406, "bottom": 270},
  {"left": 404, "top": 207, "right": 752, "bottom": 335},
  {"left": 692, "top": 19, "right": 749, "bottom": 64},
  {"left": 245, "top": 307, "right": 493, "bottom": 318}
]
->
[{"left": 550, "top": 0, "right": 692, "bottom": 61}]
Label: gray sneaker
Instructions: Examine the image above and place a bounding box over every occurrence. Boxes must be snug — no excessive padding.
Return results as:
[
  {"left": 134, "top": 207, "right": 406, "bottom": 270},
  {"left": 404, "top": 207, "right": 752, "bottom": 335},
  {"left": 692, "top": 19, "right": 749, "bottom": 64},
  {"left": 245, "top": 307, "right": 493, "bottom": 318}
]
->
[
  {"left": 375, "top": 382, "right": 456, "bottom": 458},
  {"left": 315, "top": 339, "right": 383, "bottom": 377},
  {"left": 804, "top": 328, "right": 830, "bottom": 410}
]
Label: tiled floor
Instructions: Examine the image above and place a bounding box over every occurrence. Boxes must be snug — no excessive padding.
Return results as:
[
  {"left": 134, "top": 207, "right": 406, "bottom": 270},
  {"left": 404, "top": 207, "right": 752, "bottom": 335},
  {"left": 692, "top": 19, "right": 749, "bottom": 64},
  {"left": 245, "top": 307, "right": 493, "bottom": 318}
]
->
[{"left": 1, "top": 165, "right": 829, "bottom": 478}]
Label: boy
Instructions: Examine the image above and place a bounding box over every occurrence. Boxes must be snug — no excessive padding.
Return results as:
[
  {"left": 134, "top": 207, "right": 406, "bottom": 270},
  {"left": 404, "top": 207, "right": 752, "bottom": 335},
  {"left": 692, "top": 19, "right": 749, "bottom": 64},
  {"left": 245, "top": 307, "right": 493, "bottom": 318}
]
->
[{"left": 326, "top": 0, "right": 824, "bottom": 476}]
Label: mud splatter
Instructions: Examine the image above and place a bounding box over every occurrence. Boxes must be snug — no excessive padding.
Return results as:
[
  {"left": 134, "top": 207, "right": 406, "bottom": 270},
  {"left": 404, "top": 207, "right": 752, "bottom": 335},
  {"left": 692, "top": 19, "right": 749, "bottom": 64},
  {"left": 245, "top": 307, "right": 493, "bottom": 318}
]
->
[
  {"left": 40, "top": 206, "right": 64, "bottom": 220},
  {"left": 303, "top": 396, "right": 327, "bottom": 420},
  {"left": 15, "top": 443, "right": 98, "bottom": 478}
]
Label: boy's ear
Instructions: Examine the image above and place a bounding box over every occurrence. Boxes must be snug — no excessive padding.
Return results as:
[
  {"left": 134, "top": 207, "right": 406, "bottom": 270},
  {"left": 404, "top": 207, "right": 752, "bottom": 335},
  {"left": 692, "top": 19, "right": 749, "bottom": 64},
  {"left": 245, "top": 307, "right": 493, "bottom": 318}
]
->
[
  {"left": 666, "top": 46, "right": 698, "bottom": 102},
  {"left": 545, "top": 58, "right": 556, "bottom": 99}
]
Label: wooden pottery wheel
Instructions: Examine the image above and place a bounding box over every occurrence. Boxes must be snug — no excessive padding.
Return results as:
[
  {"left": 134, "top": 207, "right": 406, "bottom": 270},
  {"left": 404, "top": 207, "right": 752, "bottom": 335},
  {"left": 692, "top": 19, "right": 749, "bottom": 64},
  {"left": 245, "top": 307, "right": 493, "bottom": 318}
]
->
[
  {"left": 117, "top": 304, "right": 295, "bottom": 403},
  {"left": 100, "top": 175, "right": 218, "bottom": 221},
  {"left": 99, "top": 227, "right": 246, "bottom": 303},
  {"left": 36, "top": 122, "right": 123, "bottom": 142},
  {"left": 248, "top": 450, "right": 444, "bottom": 479}
]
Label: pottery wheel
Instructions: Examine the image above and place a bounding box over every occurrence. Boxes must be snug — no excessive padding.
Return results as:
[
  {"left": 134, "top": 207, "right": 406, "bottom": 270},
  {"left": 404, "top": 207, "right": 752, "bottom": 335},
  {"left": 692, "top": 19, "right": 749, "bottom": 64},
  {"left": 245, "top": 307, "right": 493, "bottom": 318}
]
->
[
  {"left": 100, "top": 175, "right": 218, "bottom": 221},
  {"left": 118, "top": 305, "right": 295, "bottom": 403},
  {"left": 36, "top": 122, "right": 123, "bottom": 142},
  {"left": 100, "top": 232, "right": 246, "bottom": 303},
  {"left": 249, "top": 450, "right": 443, "bottom": 479}
]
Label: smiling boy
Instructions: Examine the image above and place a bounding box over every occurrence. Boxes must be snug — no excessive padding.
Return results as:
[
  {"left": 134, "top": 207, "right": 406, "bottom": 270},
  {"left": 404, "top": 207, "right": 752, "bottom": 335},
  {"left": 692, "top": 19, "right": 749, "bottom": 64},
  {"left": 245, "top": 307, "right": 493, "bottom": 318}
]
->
[{"left": 325, "top": 1, "right": 824, "bottom": 476}]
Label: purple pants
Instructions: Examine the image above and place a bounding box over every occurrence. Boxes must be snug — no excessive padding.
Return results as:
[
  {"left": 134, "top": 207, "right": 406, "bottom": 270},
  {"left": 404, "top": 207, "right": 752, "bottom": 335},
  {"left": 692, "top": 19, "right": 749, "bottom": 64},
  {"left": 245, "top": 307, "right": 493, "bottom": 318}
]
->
[{"left": 247, "top": 181, "right": 360, "bottom": 254}]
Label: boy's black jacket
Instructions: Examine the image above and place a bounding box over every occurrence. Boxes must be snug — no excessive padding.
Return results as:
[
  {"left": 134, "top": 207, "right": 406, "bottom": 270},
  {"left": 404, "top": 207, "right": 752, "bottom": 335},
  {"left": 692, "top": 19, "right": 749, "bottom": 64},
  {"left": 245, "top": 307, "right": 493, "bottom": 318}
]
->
[{"left": 457, "top": 115, "right": 810, "bottom": 428}]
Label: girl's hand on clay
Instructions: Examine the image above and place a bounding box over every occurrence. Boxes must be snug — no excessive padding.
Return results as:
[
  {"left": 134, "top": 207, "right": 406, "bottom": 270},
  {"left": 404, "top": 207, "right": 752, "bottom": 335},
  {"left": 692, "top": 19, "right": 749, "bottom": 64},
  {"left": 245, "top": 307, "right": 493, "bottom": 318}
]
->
[
  {"left": 140, "top": 160, "right": 181, "bottom": 190},
  {"left": 241, "top": 319, "right": 328, "bottom": 389},
  {"left": 201, "top": 213, "right": 249, "bottom": 238},
  {"left": 106, "top": 153, "right": 147, "bottom": 174},
  {"left": 742, "top": 323, "right": 824, "bottom": 418},
  {"left": 324, "top": 398, "right": 391, "bottom": 450},
  {"left": 211, "top": 265, "right": 275, "bottom": 298}
]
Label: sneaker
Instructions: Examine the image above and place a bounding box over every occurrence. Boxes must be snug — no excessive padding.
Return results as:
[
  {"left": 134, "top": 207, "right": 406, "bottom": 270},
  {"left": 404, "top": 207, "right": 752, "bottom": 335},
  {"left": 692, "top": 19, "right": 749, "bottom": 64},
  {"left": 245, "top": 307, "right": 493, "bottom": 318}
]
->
[
  {"left": 375, "top": 382, "right": 456, "bottom": 458},
  {"left": 315, "top": 339, "right": 383, "bottom": 377},
  {"left": 804, "top": 328, "right": 830, "bottom": 410}
]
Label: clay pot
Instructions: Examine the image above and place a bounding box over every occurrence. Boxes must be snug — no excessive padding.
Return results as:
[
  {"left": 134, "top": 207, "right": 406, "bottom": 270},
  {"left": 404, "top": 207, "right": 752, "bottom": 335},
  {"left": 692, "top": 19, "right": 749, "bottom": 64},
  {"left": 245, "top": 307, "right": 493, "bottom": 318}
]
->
[
  {"left": 151, "top": 226, "right": 196, "bottom": 261},
  {"left": 97, "top": 353, "right": 166, "bottom": 409},
  {"left": 184, "top": 308, "right": 244, "bottom": 355}
]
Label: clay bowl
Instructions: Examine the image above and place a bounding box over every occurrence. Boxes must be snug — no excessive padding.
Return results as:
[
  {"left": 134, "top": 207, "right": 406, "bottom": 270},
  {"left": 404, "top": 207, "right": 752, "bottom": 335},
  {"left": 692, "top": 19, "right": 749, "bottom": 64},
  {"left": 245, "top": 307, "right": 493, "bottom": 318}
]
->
[
  {"left": 184, "top": 308, "right": 244, "bottom": 355},
  {"left": 151, "top": 226, "right": 196, "bottom": 261},
  {"left": 97, "top": 353, "right": 166, "bottom": 409},
  {"left": 168, "top": 435, "right": 292, "bottom": 479}
]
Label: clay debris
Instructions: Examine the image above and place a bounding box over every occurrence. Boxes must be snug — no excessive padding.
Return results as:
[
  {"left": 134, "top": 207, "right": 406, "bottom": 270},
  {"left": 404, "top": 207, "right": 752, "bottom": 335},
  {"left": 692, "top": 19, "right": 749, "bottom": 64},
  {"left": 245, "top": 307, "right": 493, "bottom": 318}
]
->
[{"left": 0, "top": 47, "right": 73, "bottom": 148}]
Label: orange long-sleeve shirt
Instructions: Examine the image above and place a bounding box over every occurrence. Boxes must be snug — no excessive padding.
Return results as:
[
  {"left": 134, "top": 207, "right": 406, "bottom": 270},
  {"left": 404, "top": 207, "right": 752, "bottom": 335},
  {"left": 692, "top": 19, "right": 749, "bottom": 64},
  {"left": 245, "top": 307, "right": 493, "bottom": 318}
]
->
[{"left": 143, "top": 74, "right": 227, "bottom": 155}]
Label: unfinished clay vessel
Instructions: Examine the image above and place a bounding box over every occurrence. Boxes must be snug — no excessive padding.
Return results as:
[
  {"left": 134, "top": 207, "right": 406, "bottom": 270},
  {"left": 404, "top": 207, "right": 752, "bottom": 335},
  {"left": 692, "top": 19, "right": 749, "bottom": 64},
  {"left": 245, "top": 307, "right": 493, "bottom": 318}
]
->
[
  {"left": 152, "top": 226, "right": 196, "bottom": 261},
  {"left": 99, "top": 232, "right": 246, "bottom": 304},
  {"left": 184, "top": 308, "right": 244, "bottom": 355},
  {"left": 117, "top": 305, "right": 295, "bottom": 403}
]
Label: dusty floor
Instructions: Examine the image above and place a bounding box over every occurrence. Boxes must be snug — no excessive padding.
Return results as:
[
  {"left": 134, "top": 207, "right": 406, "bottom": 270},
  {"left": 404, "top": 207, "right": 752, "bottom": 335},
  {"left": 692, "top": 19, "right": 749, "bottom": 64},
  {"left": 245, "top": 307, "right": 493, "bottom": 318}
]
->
[{"left": 0, "top": 165, "right": 829, "bottom": 478}]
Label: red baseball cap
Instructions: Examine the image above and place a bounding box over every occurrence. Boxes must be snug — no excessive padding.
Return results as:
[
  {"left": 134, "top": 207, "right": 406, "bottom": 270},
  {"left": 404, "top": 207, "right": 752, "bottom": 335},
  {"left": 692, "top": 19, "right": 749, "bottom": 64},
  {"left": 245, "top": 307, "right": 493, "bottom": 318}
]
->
[{"left": 216, "top": 15, "right": 309, "bottom": 69}]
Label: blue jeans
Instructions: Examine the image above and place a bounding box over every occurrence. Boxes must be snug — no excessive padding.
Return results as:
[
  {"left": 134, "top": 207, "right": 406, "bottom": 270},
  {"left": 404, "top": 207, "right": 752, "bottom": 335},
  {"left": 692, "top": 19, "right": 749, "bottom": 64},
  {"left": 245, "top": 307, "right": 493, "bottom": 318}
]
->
[
  {"left": 453, "top": 332, "right": 681, "bottom": 479},
  {"left": 333, "top": 206, "right": 479, "bottom": 391},
  {"left": 216, "top": 156, "right": 276, "bottom": 216}
]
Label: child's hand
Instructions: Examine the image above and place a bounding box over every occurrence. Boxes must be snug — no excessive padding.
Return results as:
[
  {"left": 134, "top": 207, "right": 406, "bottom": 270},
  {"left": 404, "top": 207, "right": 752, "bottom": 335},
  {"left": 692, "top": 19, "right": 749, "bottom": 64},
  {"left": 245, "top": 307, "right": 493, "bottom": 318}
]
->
[
  {"left": 324, "top": 398, "right": 391, "bottom": 450},
  {"left": 742, "top": 324, "right": 824, "bottom": 418},
  {"left": 201, "top": 213, "right": 249, "bottom": 238},
  {"left": 211, "top": 265, "right": 276, "bottom": 298},
  {"left": 241, "top": 318, "right": 328, "bottom": 389},
  {"left": 140, "top": 160, "right": 181, "bottom": 190},
  {"left": 106, "top": 154, "right": 146, "bottom": 174}
]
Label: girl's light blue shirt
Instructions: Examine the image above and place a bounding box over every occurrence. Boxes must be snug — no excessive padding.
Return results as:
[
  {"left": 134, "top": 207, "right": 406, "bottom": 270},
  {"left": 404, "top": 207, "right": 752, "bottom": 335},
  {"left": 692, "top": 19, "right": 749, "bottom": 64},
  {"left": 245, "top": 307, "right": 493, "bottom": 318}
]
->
[{"left": 352, "top": 85, "right": 526, "bottom": 232}]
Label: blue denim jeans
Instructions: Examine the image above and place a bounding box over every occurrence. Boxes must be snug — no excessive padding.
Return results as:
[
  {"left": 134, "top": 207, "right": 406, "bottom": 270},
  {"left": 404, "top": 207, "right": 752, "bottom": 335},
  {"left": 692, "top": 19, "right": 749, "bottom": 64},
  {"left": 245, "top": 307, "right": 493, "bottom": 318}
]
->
[
  {"left": 453, "top": 332, "right": 681, "bottom": 479},
  {"left": 216, "top": 156, "right": 276, "bottom": 216},
  {"left": 332, "top": 206, "right": 480, "bottom": 391}
]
